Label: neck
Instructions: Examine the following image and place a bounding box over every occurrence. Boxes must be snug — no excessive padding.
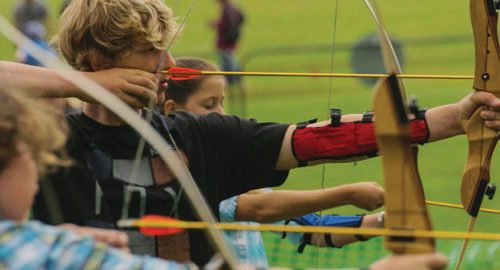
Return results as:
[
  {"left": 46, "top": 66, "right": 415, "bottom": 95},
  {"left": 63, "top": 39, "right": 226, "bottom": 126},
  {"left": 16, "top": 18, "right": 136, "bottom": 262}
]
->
[{"left": 83, "top": 103, "right": 141, "bottom": 126}]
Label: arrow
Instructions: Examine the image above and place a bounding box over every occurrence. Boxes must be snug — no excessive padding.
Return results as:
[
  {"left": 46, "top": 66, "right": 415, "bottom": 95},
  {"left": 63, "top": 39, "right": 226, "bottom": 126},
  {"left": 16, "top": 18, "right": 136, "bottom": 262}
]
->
[
  {"left": 162, "top": 67, "right": 473, "bottom": 81},
  {"left": 117, "top": 216, "right": 500, "bottom": 241}
]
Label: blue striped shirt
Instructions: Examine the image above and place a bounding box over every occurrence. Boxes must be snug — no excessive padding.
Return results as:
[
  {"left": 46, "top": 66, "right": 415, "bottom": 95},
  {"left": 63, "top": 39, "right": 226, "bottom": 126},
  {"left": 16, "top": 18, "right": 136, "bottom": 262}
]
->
[
  {"left": 0, "top": 220, "right": 195, "bottom": 270},
  {"left": 219, "top": 190, "right": 303, "bottom": 269}
]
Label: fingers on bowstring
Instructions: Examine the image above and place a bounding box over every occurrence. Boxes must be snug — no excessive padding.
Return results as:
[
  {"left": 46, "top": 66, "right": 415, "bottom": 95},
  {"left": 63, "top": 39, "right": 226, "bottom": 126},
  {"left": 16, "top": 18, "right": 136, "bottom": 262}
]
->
[
  {"left": 120, "top": 91, "right": 154, "bottom": 108},
  {"left": 126, "top": 72, "right": 159, "bottom": 93},
  {"left": 121, "top": 82, "right": 159, "bottom": 107}
]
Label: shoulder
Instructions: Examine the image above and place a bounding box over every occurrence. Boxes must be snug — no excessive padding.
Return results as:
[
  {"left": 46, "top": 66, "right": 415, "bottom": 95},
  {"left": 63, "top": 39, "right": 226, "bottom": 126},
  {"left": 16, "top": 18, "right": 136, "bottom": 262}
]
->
[
  {"left": 219, "top": 195, "right": 239, "bottom": 221},
  {"left": 164, "top": 111, "right": 246, "bottom": 131}
]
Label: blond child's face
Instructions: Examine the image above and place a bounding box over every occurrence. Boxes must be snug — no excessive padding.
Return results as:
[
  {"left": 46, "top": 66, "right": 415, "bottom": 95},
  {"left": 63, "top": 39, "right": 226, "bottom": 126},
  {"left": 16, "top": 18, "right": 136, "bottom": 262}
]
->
[
  {"left": 0, "top": 143, "right": 38, "bottom": 222},
  {"left": 115, "top": 42, "right": 176, "bottom": 104}
]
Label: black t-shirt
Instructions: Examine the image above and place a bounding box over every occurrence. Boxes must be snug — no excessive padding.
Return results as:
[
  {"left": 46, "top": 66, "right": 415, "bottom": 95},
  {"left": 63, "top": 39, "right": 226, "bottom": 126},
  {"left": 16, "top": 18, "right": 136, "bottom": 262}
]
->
[{"left": 33, "top": 110, "right": 289, "bottom": 266}]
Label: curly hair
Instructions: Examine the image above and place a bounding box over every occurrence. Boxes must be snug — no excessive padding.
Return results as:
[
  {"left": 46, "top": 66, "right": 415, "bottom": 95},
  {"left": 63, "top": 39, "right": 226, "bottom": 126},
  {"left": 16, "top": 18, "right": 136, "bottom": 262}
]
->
[
  {"left": 0, "top": 90, "right": 68, "bottom": 175},
  {"left": 55, "top": 0, "right": 177, "bottom": 71}
]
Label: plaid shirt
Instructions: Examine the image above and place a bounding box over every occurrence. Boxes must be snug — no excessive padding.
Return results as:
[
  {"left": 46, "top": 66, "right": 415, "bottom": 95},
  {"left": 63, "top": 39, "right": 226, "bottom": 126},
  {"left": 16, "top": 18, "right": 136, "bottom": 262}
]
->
[{"left": 0, "top": 220, "right": 195, "bottom": 270}]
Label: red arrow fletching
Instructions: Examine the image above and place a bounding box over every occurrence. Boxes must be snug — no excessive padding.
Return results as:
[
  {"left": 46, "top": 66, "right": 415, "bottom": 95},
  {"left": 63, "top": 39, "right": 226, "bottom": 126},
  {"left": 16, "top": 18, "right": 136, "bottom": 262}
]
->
[
  {"left": 139, "top": 215, "right": 185, "bottom": 236},
  {"left": 167, "top": 67, "right": 202, "bottom": 81}
]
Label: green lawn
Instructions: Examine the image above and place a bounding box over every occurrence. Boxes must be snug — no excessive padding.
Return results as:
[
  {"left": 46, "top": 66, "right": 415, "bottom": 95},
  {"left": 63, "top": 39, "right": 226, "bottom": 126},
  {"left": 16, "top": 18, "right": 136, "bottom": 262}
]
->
[{"left": 0, "top": 1, "right": 498, "bottom": 269}]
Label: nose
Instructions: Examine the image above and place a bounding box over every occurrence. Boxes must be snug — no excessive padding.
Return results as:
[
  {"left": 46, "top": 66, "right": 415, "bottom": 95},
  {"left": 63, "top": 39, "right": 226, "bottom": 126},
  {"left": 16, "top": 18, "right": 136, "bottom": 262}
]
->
[
  {"left": 163, "top": 52, "right": 176, "bottom": 69},
  {"left": 156, "top": 52, "right": 176, "bottom": 82},
  {"left": 215, "top": 104, "right": 225, "bottom": 115},
  {"left": 155, "top": 52, "right": 176, "bottom": 74}
]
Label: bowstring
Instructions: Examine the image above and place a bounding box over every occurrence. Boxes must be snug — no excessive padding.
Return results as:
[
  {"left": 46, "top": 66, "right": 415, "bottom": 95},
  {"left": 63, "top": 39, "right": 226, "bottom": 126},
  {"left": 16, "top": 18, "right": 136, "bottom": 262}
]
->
[
  {"left": 316, "top": 1, "right": 340, "bottom": 268},
  {"left": 128, "top": 0, "right": 198, "bottom": 190}
]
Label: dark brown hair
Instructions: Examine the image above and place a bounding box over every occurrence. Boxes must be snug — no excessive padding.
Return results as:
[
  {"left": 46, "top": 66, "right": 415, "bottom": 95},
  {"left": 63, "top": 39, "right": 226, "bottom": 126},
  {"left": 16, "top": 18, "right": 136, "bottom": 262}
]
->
[{"left": 165, "top": 57, "right": 219, "bottom": 104}]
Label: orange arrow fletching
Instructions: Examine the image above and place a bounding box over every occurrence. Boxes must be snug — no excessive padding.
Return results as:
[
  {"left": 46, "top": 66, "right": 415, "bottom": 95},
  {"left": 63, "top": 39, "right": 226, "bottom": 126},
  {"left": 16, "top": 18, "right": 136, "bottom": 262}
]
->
[
  {"left": 138, "top": 215, "right": 185, "bottom": 236},
  {"left": 167, "top": 67, "right": 202, "bottom": 81}
]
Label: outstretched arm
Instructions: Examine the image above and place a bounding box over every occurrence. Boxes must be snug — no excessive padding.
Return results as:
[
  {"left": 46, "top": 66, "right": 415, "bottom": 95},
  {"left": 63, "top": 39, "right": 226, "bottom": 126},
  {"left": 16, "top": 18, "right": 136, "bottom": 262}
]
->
[
  {"left": 427, "top": 91, "right": 500, "bottom": 141},
  {"left": 0, "top": 61, "right": 159, "bottom": 108},
  {"left": 58, "top": 224, "right": 130, "bottom": 251},
  {"left": 275, "top": 91, "right": 500, "bottom": 170},
  {"left": 235, "top": 182, "right": 384, "bottom": 223}
]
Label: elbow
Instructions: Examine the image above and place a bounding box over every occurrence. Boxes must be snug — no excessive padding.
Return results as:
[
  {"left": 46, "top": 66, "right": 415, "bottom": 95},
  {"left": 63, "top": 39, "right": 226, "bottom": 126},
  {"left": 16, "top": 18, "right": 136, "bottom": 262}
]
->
[
  {"left": 252, "top": 209, "right": 281, "bottom": 223},
  {"left": 242, "top": 205, "right": 281, "bottom": 223}
]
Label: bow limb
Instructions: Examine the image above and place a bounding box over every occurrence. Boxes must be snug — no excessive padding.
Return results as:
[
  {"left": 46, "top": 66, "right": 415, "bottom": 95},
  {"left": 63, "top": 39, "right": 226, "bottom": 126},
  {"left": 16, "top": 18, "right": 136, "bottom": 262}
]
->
[
  {"left": 363, "top": 0, "right": 406, "bottom": 98},
  {"left": 455, "top": 1, "right": 499, "bottom": 268},
  {"left": 364, "top": 0, "right": 435, "bottom": 254},
  {"left": 462, "top": 0, "right": 498, "bottom": 220},
  {"left": 0, "top": 15, "right": 239, "bottom": 270}
]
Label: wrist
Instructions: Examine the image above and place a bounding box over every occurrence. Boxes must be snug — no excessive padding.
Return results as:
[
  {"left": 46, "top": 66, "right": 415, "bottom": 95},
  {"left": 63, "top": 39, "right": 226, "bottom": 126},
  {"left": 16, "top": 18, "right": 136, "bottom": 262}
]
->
[{"left": 339, "top": 184, "right": 355, "bottom": 205}]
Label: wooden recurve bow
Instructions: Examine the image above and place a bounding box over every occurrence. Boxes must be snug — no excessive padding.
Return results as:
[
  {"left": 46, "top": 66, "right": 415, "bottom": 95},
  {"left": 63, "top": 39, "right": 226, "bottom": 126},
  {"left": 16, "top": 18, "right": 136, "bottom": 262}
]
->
[
  {"left": 455, "top": 0, "right": 499, "bottom": 268},
  {"left": 364, "top": 0, "right": 436, "bottom": 254}
]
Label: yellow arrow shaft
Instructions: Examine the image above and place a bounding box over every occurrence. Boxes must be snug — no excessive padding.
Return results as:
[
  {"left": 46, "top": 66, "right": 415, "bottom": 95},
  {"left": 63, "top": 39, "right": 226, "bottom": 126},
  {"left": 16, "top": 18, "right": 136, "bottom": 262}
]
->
[
  {"left": 426, "top": 200, "right": 500, "bottom": 214},
  {"left": 162, "top": 70, "right": 473, "bottom": 80},
  {"left": 118, "top": 219, "right": 500, "bottom": 241}
]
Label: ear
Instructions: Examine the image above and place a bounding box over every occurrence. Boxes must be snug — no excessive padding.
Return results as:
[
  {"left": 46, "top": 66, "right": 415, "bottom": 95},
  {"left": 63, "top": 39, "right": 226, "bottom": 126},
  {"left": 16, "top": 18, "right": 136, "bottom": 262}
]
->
[
  {"left": 163, "top": 99, "right": 178, "bottom": 114},
  {"left": 88, "top": 50, "right": 112, "bottom": 71}
]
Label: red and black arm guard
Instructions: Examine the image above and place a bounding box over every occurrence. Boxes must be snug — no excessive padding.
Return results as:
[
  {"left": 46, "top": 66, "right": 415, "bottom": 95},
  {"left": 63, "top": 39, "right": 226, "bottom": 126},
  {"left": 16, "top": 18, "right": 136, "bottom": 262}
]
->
[{"left": 292, "top": 109, "right": 429, "bottom": 167}]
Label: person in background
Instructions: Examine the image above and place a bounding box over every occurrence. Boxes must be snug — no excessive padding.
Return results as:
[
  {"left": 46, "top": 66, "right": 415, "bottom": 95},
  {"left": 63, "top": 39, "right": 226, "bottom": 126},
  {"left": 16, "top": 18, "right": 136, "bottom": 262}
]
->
[
  {"left": 209, "top": 0, "right": 244, "bottom": 85},
  {"left": 13, "top": 0, "right": 48, "bottom": 35},
  {"left": 14, "top": 19, "right": 76, "bottom": 113},
  {"left": 15, "top": 20, "right": 55, "bottom": 67}
]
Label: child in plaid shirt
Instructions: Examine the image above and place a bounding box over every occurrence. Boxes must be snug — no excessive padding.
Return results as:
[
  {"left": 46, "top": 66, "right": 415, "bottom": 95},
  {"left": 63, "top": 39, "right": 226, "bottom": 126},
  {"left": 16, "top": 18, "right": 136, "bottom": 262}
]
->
[{"left": 0, "top": 89, "right": 195, "bottom": 270}]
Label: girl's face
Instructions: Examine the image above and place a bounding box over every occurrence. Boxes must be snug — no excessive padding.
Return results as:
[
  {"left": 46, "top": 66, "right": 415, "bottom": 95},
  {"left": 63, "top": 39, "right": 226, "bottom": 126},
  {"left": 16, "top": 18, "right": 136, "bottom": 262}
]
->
[
  {"left": 0, "top": 143, "right": 38, "bottom": 222},
  {"left": 177, "top": 75, "right": 226, "bottom": 115}
]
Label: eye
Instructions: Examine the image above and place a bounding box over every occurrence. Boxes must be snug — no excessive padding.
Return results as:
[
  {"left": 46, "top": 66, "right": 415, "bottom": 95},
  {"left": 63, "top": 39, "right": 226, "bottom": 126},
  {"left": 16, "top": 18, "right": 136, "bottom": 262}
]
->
[
  {"left": 202, "top": 99, "right": 217, "bottom": 109},
  {"left": 141, "top": 47, "right": 157, "bottom": 54}
]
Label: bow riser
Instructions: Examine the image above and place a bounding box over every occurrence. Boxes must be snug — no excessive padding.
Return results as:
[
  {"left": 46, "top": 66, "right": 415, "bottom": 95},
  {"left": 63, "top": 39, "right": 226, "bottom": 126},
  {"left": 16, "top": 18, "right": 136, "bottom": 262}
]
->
[
  {"left": 471, "top": 0, "right": 500, "bottom": 92},
  {"left": 461, "top": 0, "right": 500, "bottom": 217},
  {"left": 373, "top": 75, "right": 435, "bottom": 254}
]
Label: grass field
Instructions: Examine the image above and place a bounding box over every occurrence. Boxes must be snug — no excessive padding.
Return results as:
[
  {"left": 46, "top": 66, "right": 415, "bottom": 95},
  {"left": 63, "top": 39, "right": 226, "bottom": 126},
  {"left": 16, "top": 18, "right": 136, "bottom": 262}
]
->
[{"left": 0, "top": 1, "right": 498, "bottom": 269}]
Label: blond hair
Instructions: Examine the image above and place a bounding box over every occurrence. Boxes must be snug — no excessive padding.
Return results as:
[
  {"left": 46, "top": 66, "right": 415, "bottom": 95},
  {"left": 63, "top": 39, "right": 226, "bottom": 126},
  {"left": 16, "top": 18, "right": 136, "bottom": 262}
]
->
[
  {"left": 0, "top": 90, "right": 68, "bottom": 175},
  {"left": 55, "top": 0, "right": 177, "bottom": 71}
]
